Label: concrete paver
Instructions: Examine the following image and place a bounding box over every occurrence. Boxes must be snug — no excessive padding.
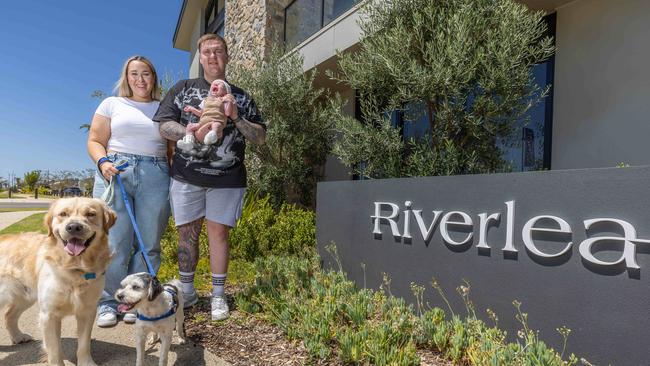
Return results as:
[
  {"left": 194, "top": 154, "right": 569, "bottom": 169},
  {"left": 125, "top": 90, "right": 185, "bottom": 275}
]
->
[{"left": 0, "top": 304, "right": 230, "bottom": 365}]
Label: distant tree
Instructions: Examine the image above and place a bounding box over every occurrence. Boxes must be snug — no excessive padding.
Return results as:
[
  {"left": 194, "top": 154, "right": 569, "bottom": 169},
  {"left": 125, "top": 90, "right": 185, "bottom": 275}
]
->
[
  {"left": 79, "top": 90, "right": 107, "bottom": 132},
  {"left": 333, "top": 0, "right": 555, "bottom": 178},
  {"left": 23, "top": 170, "right": 41, "bottom": 193},
  {"left": 79, "top": 168, "right": 96, "bottom": 196},
  {"left": 231, "top": 48, "right": 342, "bottom": 208},
  {"left": 50, "top": 170, "right": 78, "bottom": 196},
  {"left": 159, "top": 70, "right": 185, "bottom": 98}
]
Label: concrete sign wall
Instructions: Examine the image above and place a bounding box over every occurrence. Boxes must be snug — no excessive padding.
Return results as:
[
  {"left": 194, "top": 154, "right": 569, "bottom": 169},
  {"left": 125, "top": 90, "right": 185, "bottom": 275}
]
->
[{"left": 316, "top": 166, "right": 650, "bottom": 365}]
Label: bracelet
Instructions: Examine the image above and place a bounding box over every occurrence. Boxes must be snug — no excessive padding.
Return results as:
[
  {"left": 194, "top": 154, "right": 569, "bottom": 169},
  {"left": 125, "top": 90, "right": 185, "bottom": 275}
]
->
[
  {"left": 231, "top": 116, "right": 242, "bottom": 123},
  {"left": 96, "top": 157, "right": 111, "bottom": 172}
]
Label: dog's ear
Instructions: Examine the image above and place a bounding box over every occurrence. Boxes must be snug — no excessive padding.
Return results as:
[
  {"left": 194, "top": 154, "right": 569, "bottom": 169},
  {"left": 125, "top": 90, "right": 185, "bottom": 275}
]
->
[
  {"left": 99, "top": 200, "right": 117, "bottom": 233},
  {"left": 44, "top": 200, "right": 57, "bottom": 238},
  {"left": 147, "top": 276, "right": 164, "bottom": 301}
]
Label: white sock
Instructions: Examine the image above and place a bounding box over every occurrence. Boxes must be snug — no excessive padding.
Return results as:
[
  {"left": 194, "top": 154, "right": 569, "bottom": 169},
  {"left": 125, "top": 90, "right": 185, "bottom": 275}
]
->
[
  {"left": 179, "top": 271, "right": 195, "bottom": 294},
  {"left": 211, "top": 273, "right": 227, "bottom": 297}
]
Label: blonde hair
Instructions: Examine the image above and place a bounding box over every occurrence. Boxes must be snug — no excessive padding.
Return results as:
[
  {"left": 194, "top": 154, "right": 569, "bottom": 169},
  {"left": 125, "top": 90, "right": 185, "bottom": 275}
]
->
[
  {"left": 197, "top": 33, "right": 228, "bottom": 55},
  {"left": 114, "top": 55, "right": 161, "bottom": 101}
]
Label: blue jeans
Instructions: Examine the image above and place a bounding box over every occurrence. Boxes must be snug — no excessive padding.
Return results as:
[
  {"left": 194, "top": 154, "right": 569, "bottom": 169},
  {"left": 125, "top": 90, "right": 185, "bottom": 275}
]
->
[{"left": 93, "top": 152, "right": 171, "bottom": 312}]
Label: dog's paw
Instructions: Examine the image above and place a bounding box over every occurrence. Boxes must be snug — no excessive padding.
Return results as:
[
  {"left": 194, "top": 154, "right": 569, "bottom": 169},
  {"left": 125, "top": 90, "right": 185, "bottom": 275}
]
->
[{"left": 10, "top": 332, "right": 32, "bottom": 344}]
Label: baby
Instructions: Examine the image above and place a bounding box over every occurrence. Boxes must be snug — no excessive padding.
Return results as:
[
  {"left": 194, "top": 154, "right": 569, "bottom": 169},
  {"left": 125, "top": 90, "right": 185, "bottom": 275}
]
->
[{"left": 177, "top": 79, "right": 232, "bottom": 152}]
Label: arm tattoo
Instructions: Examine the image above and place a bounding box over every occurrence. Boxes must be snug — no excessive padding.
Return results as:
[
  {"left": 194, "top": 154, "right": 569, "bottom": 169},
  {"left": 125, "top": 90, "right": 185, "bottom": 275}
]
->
[
  {"left": 177, "top": 219, "right": 203, "bottom": 272},
  {"left": 159, "top": 120, "right": 186, "bottom": 141},
  {"left": 233, "top": 117, "right": 266, "bottom": 145}
]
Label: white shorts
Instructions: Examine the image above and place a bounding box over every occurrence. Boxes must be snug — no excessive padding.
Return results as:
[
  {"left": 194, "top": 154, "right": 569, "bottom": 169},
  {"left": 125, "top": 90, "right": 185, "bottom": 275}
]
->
[{"left": 169, "top": 178, "right": 245, "bottom": 227}]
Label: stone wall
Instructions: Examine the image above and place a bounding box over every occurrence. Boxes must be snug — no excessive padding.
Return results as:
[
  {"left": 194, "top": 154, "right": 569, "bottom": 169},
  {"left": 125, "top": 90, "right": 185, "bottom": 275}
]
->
[
  {"left": 224, "top": 0, "right": 270, "bottom": 74},
  {"left": 223, "top": 0, "right": 292, "bottom": 75}
]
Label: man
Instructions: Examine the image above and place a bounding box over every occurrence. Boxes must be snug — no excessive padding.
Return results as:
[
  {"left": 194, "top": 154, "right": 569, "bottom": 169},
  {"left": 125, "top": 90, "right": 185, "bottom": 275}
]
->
[{"left": 153, "top": 34, "right": 266, "bottom": 320}]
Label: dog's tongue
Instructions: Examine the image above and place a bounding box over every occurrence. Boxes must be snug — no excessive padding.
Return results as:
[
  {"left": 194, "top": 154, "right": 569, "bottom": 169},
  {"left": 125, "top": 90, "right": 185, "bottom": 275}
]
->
[
  {"left": 117, "top": 304, "right": 132, "bottom": 313},
  {"left": 64, "top": 238, "right": 86, "bottom": 256}
]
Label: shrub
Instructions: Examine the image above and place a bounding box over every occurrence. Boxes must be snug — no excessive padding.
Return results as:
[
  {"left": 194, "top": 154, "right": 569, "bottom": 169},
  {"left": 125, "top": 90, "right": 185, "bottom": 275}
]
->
[
  {"left": 229, "top": 195, "right": 316, "bottom": 262},
  {"left": 236, "top": 253, "right": 584, "bottom": 365},
  {"left": 158, "top": 193, "right": 316, "bottom": 288}
]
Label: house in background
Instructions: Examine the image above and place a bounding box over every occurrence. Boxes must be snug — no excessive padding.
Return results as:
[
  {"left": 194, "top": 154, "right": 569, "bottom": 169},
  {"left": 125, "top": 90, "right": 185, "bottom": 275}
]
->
[{"left": 173, "top": 0, "right": 650, "bottom": 178}]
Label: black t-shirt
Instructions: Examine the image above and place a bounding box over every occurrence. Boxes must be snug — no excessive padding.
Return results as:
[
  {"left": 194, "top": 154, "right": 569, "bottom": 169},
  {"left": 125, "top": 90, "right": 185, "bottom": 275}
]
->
[{"left": 152, "top": 78, "right": 264, "bottom": 188}]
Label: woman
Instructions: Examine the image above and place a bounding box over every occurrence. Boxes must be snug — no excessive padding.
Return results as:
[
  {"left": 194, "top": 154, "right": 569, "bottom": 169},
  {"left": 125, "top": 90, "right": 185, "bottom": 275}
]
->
[{"left": 87, "top": 55, "right": 170, "bottom": 327}]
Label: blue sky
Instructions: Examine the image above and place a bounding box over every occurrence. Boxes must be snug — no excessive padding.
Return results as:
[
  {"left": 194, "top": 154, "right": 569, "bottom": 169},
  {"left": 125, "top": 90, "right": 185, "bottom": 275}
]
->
[{"left": 0, "top": 1, "right": 188, "bottom": 182}]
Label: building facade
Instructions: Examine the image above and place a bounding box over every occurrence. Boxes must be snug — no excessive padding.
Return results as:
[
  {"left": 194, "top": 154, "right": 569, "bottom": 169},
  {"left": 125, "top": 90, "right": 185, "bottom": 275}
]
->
[{"left": 173, "top": 0, "right": 650, "bottom": 177}]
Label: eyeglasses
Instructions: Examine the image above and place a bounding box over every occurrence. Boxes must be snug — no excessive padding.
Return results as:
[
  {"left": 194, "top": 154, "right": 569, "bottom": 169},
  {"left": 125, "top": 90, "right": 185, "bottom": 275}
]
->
[{"left": 128, "top": 72, "right": 152, "bottom": 80}]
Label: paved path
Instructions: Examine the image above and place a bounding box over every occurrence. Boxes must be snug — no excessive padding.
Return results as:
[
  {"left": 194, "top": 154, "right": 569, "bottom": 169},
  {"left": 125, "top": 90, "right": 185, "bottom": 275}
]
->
[
  {"left": 0, "top": 211, "right": 46, "bottom": 231},
  {"left": 0, "top": 304, "right": 230, "bottom": 365},
  {"left": 0, "top": 198, "right": 54, "bottom": 231}
]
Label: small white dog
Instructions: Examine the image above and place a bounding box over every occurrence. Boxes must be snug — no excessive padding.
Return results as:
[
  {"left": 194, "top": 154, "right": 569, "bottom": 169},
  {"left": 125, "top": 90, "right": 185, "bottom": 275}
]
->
[{"left": 115, "top": 273, "right": 186, "bottom": 366}]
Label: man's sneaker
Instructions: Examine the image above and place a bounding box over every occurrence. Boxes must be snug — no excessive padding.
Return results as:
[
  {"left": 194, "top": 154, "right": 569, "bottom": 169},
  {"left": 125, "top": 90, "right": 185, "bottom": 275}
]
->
[
  {"left": 211, "top": 295, "right": 229, "bottom": 321},
  {"left": 96, "top": 306, "right": 117, "bottom": 327},
  {"left": 123, "top": 312, "right": 137, "bottom": 324},
  {"left": 183, "top": 289, "right": 199, "bottom": 309}
]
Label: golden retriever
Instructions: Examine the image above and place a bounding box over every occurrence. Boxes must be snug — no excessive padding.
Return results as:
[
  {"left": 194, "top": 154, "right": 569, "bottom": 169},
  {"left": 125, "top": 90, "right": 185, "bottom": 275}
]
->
[{"left": 0, "top": 197, "right": 115, "bottom": 366}]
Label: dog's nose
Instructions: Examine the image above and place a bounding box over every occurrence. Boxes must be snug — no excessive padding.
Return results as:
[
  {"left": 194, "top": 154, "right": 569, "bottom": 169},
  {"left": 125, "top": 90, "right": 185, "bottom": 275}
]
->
[
  {"left": 116, "top": 293, "right": 124, "bottom": 301},
  {"left": 65, "top": 222, "right": 84, "bottom": 234}
]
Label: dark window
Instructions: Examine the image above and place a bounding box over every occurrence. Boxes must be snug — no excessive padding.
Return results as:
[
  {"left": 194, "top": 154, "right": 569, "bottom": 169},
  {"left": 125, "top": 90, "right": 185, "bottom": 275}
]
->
[
  {"left": 498, "top": 13, "right": 556, "bottom": 171},
  {"left": 284, "top": 0, "right": 358, "bottom": 48},
  {"left": 205, "top": 0, "right": 225, "bottom": 36},
  {"left": 323, "top": 0, "right": 357, "bottom": 26}
]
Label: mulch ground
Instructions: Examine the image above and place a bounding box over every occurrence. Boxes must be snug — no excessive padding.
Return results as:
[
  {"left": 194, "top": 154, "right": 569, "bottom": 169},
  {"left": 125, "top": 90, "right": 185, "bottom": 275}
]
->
[{"left": 184, "top": 287, "right": 454, "bottom": 366}]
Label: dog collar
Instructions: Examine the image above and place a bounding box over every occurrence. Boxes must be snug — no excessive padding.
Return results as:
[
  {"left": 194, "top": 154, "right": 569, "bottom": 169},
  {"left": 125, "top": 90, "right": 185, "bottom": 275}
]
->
[
  {"left": 83, "top": 271, "right": 104, "bottom": 280},
  {"left": 136, "top": 288, "right": 179, "bottom": 322}
]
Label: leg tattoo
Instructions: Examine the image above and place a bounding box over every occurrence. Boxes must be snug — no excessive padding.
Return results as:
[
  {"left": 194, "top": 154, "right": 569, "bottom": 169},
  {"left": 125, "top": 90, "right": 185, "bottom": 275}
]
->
[{"left": 177, "top": 219, "right": 203, "bottom": 273}]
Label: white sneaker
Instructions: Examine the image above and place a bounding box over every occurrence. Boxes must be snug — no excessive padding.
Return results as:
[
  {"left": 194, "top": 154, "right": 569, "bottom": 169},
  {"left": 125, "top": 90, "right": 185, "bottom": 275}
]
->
[
  {"left": 211, "top": 295, "right": 229, "bottom": 321},
  {"left": 123, "top": 312, "right": 137, "bottom": 324},
  {"left": 183, "top": 289, "right": 199, "bottom": 309},
  {"left": 97, "top": 308, "right": 117, "bottom": 327}
]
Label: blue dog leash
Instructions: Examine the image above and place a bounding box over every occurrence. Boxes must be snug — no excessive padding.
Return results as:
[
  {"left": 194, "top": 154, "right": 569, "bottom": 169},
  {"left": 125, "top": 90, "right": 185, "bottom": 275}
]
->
[{"left": 114, "top": 161, "right": 156, "bottom": 277}]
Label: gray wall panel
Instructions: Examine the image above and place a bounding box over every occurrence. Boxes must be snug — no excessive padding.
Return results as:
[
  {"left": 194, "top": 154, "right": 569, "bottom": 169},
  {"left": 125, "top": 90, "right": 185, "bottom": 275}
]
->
[{"left": 317, "top": 166, "right": 650, "bottom": 365}]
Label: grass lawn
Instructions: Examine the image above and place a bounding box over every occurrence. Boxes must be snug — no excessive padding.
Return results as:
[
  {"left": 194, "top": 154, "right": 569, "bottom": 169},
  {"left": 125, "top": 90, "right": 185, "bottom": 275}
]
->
[
  {"left": 0, "top": 213, "right": 46, "bottom": 235},
  {"left": 0, "top": 191, "right": 23, "bottom": 199}
]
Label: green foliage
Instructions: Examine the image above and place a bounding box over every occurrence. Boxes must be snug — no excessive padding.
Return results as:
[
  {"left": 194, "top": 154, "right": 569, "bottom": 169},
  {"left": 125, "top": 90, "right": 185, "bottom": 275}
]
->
[
  {"left": 229, "top": 193, "right": 316, "bottom": 261},
  {"left": 334, "top": 0, "right": 555, "bottom": 178},
  {"left": 231, "top": 48, "right": 341, "bottom": 208},
  {"left": 158, "top": 193, "right": 316, "bottom": 289},
  {"left": 23, "top": 170, "right": 41, "bottom": 192},
  {"left": 236, "top": 253, "right": 584, "bottom": 365}
]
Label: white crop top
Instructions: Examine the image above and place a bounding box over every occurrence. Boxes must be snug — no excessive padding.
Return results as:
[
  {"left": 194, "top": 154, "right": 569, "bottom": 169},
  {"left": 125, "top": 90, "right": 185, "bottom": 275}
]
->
[{"left": 95, "top": 97, "right": 166, "bottom": 157}]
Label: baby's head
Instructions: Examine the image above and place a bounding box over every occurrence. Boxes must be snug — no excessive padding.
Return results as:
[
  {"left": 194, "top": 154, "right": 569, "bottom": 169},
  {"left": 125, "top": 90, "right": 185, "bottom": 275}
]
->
[{"left": 210, "top": 79, "right": 231, "bottom": 97}]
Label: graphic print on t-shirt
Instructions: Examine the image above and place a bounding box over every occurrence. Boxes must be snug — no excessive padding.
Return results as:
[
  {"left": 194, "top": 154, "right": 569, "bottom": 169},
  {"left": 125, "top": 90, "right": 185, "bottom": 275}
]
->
[{"left": 152, "top": 78, "right": 264, "bottom": 188}]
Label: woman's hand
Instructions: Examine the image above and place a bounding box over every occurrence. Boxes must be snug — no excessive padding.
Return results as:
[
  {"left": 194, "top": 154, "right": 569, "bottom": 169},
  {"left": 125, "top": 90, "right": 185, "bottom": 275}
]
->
[{"left": 99, "top": 161, "right": 120, "bottom": 181}]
